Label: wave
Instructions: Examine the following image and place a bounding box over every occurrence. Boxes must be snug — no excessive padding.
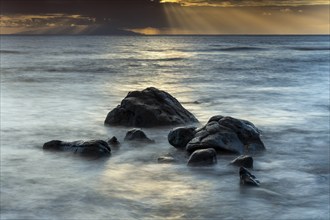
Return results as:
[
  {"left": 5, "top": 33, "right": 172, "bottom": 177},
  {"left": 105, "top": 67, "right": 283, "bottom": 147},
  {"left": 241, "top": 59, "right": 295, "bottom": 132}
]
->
[
  {"left": 133, "top": 57, "right": 185, "bottom": 62},
  {"left": 0, "top": 50, "right": 27, "bottom": 54},
  {"left": 47, "top": 67, "right": 113, "bottom": 73},
  {"left": 289, "top": 47, "right": 330, "bottom": 51},
  {"left": 181, "top": 101, "right": 201, "bottom": 105},
  {"left": 97, "top": 57, "right": 185, "bottom": 62},
  {"left": 178, "top": 46, "right": 265, "bottom": 52},
  {"left": 143, "top": 49, "right": 168, "bottom": 52},
  {"left": 217, "top": 46, "right": 265, "bottom": 51},
  {"left": 12, "top": 66, "right": 116, "bottom": 74}
]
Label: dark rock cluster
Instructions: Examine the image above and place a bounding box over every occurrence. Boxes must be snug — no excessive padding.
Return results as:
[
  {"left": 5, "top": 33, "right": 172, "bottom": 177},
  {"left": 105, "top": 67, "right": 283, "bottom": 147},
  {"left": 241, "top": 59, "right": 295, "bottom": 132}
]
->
[
  {"left": 168, "top": 115, "right": 265, "bottom": 155},
  {"left": 43, "top": 87, "right": 264, "bottom": 186}
]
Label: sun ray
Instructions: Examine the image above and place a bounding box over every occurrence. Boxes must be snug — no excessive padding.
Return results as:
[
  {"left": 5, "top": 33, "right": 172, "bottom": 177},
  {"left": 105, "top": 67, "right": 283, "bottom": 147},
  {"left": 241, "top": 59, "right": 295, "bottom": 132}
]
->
[{"left": 161, "top": 2, "right": 330, "bottom": 35}]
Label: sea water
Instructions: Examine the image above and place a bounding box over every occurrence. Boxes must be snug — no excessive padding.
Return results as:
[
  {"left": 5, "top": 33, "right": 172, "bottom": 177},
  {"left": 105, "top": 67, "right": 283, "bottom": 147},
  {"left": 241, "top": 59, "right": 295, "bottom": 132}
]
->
[{"left": 1, "top": 35, "right": 329, "bottom": 219}]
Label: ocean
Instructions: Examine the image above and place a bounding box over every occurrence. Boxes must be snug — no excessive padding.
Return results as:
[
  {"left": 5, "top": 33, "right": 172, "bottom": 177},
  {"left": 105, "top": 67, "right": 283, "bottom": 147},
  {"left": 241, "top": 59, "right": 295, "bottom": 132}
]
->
[{"left": 0, "top": 35, "right": 329, "bottom": 220}]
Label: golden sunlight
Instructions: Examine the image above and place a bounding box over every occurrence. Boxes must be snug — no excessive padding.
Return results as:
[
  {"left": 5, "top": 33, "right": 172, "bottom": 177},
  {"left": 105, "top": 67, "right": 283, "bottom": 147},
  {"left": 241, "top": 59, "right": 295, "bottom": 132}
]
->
[
  {"left": 160, "top": 3, "right": 330, "bottom": 34},
  {"left": 129, "top": 27, "right": 162, "bottom": 35}
]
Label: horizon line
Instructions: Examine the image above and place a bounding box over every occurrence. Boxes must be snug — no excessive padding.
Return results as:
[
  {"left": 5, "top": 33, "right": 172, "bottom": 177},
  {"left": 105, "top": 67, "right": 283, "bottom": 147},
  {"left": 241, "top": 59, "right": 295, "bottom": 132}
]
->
[{"left": 1, "top": 33, "right": 329, "bottom": 36}]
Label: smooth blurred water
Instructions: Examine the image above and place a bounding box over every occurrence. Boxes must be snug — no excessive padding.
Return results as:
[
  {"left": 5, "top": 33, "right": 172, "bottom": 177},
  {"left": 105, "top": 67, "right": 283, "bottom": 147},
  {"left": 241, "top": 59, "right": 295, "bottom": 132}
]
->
[{"left": 1, "top": 35, "right": 329, "bottom": 220}]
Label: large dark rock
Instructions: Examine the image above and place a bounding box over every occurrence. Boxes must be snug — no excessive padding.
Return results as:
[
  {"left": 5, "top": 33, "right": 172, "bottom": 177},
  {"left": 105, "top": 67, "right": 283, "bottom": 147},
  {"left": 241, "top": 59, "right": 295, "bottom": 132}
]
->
[
  {"left": 230, "top": 155, "right": 253, "bottom": 168},
  {"left": 185, "top": 116, "right": 265, "bottom": 154},
  {"left": 43, "top": 140, "right": 111, "bottom": 158},
  {"left": 239, "top": 167, "right": 260, "bottom": 186},
  {"left": 187, "top": 148, "right": 217, "bottom": 166},
  {"left": 124, "top": 128, "right": 154, "bottom": 143},
  {"left": 104, "top": 87, "right": 198, "bottom": 127},
  {"left": 168, "top": 126, "right": 197, "bottom": 149}
]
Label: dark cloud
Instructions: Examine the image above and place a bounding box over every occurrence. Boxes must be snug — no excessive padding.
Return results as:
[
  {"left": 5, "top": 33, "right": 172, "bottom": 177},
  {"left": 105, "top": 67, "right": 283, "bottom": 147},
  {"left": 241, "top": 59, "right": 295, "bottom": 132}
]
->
[
  {"left": 0, "top": 0, "right": 167, "bottom": 28},
  {"left": 0, "top": 14, "right": 95, "bottom": 28},
  {"left": 161, "top": 0, "right": 329, "bottom": 7},
  {"left": 1, "top": 0, "right": 328, "bottom": 34}
]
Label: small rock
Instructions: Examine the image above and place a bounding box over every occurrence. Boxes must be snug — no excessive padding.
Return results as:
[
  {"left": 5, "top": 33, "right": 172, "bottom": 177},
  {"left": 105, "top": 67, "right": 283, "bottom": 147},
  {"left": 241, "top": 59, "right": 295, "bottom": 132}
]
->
[
  {"left": 187, "top": 148, "right": 217, "bottom": 166},
  {"left": 230, "top": 155, "right": 253, "bottom": 168},
  {"left": 239, "top": 167, "right": 260, "bottom": 186},
  {"left": 124, "top": 128, "right": 154, "bottom": 143},
  {"left": 168, "top": 126, "right": 196, "bottom": 149},
  {"left": 158, "top": 154, "right": 176, "bottom": 164},
  {"left": 43, "top": 140, "right": 111, "bottom": 158},
  {"left": 107, "top": 136, "right": 120, "bottom": 146}
]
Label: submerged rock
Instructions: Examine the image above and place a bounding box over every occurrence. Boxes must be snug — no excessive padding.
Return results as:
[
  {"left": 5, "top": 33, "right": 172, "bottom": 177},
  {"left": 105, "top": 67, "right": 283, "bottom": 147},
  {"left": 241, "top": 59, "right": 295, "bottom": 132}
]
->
[
  {"left": 104, "top": 87, "right": 198, "bottom": 127},
  {"left": 43, "top": 140, "right": 111, "bottom": 158},
  {"left": 230, "top": 155, "right": 253, "bottom": 168},
  {"left": 239, "top": 167, "right": 260, "bottom": 186},
  {"left": 183, "top": 115, "right": 265, "bottom": 154},
  {"left": 107, "top": 136, "right": 120, "bottom": 146},
  {"left": 168, "top": 126, "right": 197, "bottom": 149},
  {"left": 187, "top": 148, "right": 217, "bottom": 166},
  {"left": 158, "top": 153, "right": 176, "bottom": 164},
  {"left": 124, "top": 128, "right": 154, "bottom": 143}
]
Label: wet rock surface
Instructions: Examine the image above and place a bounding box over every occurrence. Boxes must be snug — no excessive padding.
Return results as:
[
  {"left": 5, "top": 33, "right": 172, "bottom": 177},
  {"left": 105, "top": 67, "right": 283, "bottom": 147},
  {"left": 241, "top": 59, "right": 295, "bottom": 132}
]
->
[
  {"left": 107, "top": 136, "right": 120, "bottom": 146},
  {"left": 187, "top": 148, "right": 217, "bottom": 166},
  {"left": 104, "top": 87, "right": 198, "bottom": 127},
  {"left": 124, "top": 128, "right": 155, "bottom": 143},
  {"left": 157, "top": 153, "right": 176, "bottom": 164},
  {"left": 169, "top": 115, "right": 265, "bottom": 155},
  {"left": 230, "top": 155, "right": 253, "bottom": 168},
  {"left": 43, "top": 140, "right": 111, "bottom": 158},
  {"left": 168, "top": 126, "right": 197, "bottom": 149},
  {"left": 239, "top": 167, "right": 260, "bottom": 186}
]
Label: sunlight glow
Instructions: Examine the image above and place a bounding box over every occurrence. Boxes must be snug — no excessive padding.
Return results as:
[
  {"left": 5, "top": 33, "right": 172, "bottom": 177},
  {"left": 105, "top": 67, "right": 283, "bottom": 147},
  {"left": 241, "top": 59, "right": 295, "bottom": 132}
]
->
[
  {"left": 1, "top": 2, "right": 329, "bottom": 34},
  {"left": 161, "top": 3, "right": 330, "bottom": 34},
  {"left": 129, "top": 27, "right": 162, "bottom": 35}
]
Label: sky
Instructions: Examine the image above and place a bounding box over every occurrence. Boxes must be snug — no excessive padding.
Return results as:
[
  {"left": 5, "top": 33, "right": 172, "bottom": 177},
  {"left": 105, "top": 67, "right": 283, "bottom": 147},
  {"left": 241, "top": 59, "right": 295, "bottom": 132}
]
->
[{"left": 0, "top": 0, "right": 329, "bottom": 35}]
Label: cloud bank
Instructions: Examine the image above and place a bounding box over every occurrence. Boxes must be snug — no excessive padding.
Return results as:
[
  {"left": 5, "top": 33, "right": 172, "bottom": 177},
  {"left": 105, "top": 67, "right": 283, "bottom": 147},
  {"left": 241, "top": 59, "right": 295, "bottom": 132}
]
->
[{"left": 0, "top": 0, "right": 329, "bottom": 34}]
